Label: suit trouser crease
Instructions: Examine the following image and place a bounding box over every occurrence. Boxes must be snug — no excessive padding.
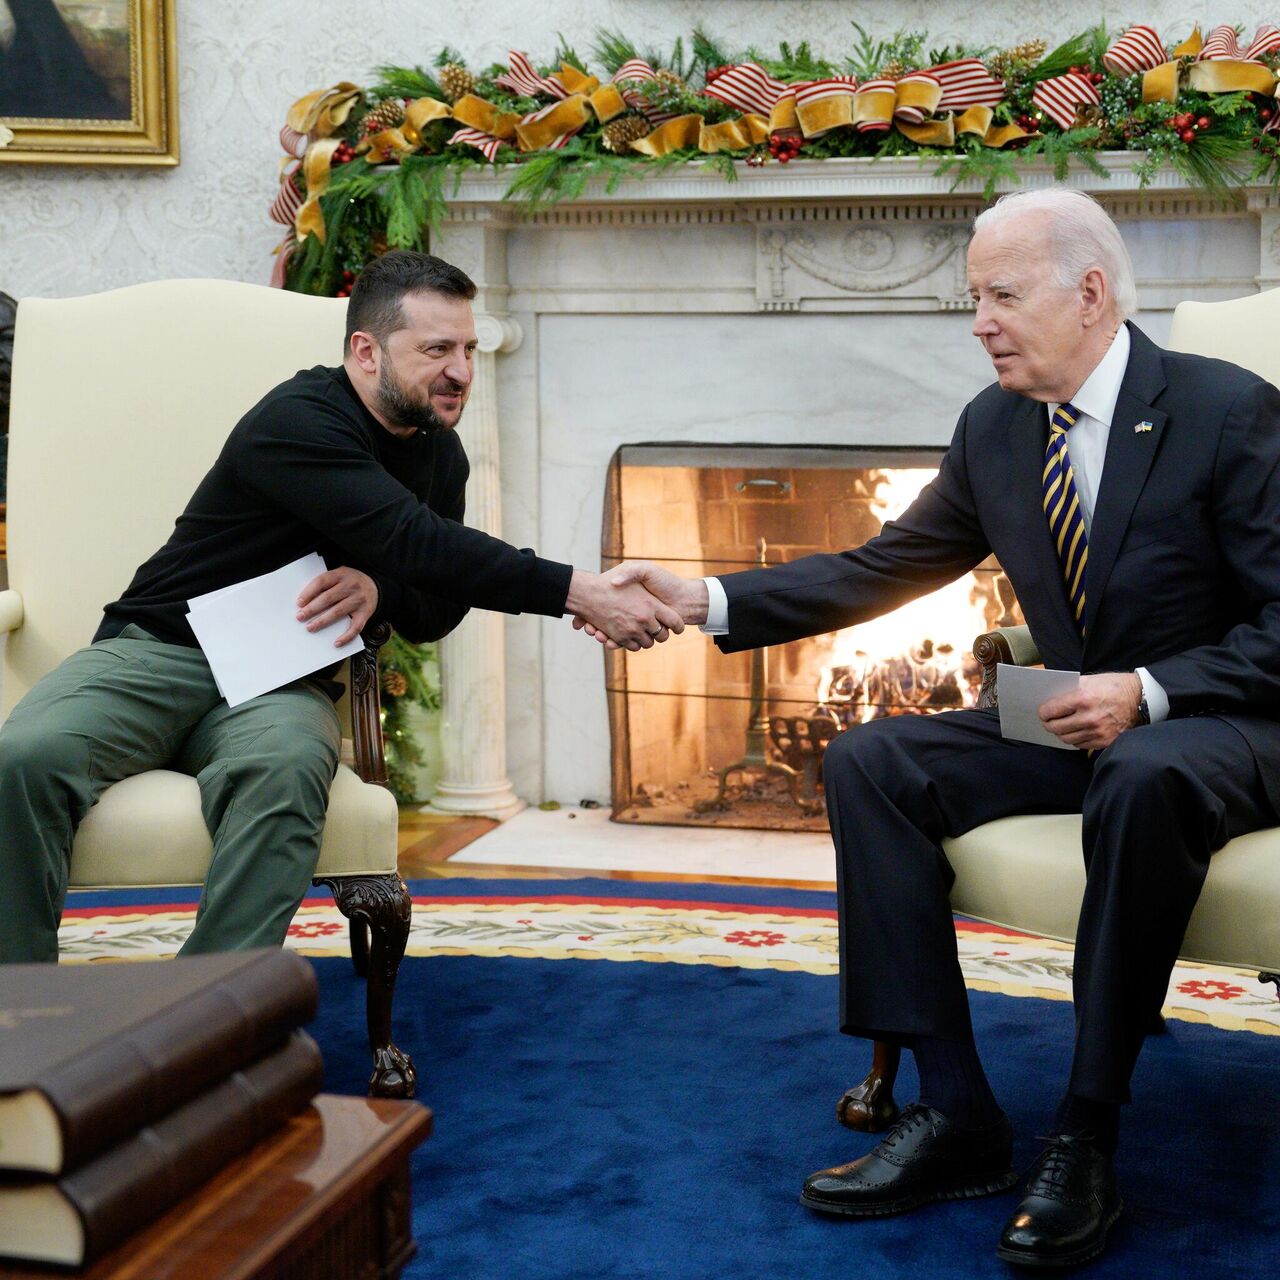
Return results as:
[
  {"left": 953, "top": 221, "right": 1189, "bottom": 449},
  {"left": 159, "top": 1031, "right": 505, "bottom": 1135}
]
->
[
  {"left": 822, "top": 707, "right": 1272, "bottom": 1104},
  {"left": 0, "top": 626, "right": 340, "bottom": 961}
]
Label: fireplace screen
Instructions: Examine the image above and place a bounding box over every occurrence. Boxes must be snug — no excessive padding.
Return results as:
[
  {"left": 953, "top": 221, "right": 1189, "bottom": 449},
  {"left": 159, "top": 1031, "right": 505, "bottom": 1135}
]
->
[{"left": 603, "top": 444, "right": 1023, "bottom": 832}]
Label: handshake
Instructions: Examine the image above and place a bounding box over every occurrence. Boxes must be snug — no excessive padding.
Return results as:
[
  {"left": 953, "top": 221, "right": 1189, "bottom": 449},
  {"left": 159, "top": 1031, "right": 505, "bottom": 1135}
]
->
[{"left": 565, "top": 561, "right": 710, "bottom": 651}]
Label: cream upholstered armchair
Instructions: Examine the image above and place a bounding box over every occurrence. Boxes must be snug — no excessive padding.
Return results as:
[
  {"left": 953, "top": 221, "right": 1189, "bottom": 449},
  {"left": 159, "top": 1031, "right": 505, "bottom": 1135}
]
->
[
  {"left": 838, "top": 292, "right": 1280, "bottom": 1131},
  {"left": 0, "top": 281, "right": 414, "bottom": 1098}
]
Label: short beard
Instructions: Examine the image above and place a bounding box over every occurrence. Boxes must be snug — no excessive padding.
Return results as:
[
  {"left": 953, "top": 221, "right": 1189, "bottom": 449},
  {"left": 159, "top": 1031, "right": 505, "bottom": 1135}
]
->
[{"left": 375, "top": 357, "right": 460, "bottom": 434}]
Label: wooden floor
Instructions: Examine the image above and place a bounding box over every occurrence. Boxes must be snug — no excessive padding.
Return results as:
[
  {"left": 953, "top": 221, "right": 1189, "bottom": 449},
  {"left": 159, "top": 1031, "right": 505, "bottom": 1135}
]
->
[{"left": 396, "top": 808, "right": 831, "bottom": 889}]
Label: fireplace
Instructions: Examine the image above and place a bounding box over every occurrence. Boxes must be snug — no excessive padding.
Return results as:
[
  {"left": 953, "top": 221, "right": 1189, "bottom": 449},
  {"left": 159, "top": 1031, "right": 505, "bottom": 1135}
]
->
[{"left": 603, "top": 443, "right": 1022, "bottom": 831}]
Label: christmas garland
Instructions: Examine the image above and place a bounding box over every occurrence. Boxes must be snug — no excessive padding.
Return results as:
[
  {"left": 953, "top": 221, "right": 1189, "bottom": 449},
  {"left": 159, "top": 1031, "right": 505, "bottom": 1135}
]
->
[
  {"left": 271, "top": 21, "right": 1280, "bottom": 295},
  {"left": 378, "top": 630, "right": 442, "bottom": 804}
]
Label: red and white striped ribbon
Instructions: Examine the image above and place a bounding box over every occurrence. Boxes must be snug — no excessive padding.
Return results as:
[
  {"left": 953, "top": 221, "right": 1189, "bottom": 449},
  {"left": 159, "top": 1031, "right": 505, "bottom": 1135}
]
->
[
  {"left": 792, "top": 75, "right": 859, "bottom": 108},
  {"left": 1199, "top": 23, "right": 1280, "bottom": 61},
  {"left": 892, "top": 70, "right": 942, "bottom": 124},
  {"left": 703, "top": 62, "right": 788, "bottom": 115},
  {"left": 279, "top": 124, "right": 310, "bottom": 159},
  {"left": 1103, "top": 25, "right": 1168, "bottom": 75},
  {"left": 494, "top": 50, "right": 569, "bottom": 100},
  {"left": 1031, "top": 71, "right": 1100, "bottom": 129},
  {"left": 269, "top": 163, "right": 303, "bottom": 228},
  {"left": 853, "top": 78, "right": 896, "bottom": 132},
  {"left": 930, "top": 58, "right": 1006, "bottom": 110},
  {"left": 450, "top": 126, "right": 506, "bottom": 161},
  {"left": 269, "top": 236, "right": 295, "bottom": 289},
  {"left": 610, "top": 57, "right": 678, "bottom": 125}
]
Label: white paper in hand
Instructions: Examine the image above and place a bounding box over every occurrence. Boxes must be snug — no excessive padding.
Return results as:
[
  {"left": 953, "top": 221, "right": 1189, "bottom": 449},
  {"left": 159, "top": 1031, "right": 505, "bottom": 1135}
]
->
[
  {"left": 996, "top": 663, "right": 1081, "bottom": 751},
  {"left": 186, "top": 553, "right": 364, "bottom": 708}
]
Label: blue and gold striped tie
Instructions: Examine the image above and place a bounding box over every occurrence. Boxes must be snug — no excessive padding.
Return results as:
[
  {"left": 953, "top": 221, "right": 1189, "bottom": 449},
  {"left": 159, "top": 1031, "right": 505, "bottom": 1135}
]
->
[{"left": 1043, "top": 403, "right": 1088, "bottom": 632}]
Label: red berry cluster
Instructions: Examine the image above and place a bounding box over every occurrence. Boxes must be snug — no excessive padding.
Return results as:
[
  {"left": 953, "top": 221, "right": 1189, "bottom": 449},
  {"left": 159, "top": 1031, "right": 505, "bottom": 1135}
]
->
[
  {"left": 705, "top": 65, "right": 732, "bottom": 84},
  {"left": 333, "top": 141, "right": 357, "bottom": 165},
  {"left": 1015, "top": 112, "right": 1041, "bottom": 131},
  {"left": 1068, "top": 64, "right": 1105, "bottom": 86},
  {"left": 767, "top": 133, "right": 804, "bottom": 163},
  {"left": 1171, "top": 111, "right": 1211, "bottom": 144},
  {"left": 334, "top": 269, "right": 356, "bottom": 299}
]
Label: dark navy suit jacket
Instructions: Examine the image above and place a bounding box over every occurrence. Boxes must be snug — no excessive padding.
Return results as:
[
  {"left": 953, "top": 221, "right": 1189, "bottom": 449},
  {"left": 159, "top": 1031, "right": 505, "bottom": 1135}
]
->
[{"left": 716, "top": 323, "right": 1280, "bottom": 809}]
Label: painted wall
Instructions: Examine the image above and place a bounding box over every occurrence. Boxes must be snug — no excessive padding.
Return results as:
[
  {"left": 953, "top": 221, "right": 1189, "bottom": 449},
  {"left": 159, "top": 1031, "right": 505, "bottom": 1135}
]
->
[{"left": 1, "top": 2, "right": 1269, "bottom": 298}]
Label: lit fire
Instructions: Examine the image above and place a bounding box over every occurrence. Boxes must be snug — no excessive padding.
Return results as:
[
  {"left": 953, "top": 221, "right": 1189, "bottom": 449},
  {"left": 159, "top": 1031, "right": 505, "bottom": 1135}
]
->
[{"left": 818, "top": 469, "right": 990, "bottom": 722}]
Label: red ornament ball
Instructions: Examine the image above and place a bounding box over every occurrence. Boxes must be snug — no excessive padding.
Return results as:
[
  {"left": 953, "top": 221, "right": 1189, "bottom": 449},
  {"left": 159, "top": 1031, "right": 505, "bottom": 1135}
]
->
[
  {"left": 1180, "top": 128, "right": 1196, "bottom": 143},
  {"left": 1196, "top": 116, "right": 1211, "bottom": 130}
]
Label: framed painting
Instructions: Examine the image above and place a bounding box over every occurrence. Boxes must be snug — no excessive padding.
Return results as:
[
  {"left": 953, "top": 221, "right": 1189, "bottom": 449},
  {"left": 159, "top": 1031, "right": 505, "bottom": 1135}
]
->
[{"left": 0, "top": 0, "right": 178, "bottom": 165}]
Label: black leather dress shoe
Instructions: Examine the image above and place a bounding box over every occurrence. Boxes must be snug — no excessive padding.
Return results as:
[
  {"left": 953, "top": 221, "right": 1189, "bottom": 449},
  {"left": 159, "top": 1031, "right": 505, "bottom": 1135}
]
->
[
  {"left": 996, "top": 1134, "right": 1122, "bottom": 1268},
  {"left": 801, "top": 1103, "right": 1017, "bottom": 1217}
]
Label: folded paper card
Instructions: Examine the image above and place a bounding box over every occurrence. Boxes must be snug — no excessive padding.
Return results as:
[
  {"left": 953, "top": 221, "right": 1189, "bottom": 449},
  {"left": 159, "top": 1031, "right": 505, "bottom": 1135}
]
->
[
  {"left": 996, "top": 663, "right": 1081, "bottom": 751},
  {"left": 187, "top": 553, "right": 363, "bottom": 708}
]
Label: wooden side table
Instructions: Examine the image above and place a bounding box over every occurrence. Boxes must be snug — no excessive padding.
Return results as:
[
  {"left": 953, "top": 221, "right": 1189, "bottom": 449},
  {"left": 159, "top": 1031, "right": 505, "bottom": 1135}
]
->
[{"left": 2, "top": 1095, "right": 432, "bottom": 1280}]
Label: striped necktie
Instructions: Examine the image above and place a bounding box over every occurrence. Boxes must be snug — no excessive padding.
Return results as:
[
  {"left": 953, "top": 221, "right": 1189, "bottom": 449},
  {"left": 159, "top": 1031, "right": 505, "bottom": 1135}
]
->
[{"left": 1043, "top": 403, "right": 1088, "bottom": 631}]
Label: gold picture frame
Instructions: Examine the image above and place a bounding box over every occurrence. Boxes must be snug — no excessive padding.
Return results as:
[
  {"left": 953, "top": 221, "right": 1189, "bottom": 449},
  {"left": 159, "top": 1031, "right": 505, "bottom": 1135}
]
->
[{"left": 0, "top": 0, "right": 178, "bottom": 166}]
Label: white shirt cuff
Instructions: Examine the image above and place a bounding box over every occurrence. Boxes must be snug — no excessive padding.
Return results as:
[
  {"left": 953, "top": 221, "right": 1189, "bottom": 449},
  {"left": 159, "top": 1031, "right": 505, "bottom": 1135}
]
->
[
  {"left": 1136, "top": 667, "right": 1169, "bottom": 723},
  {"left": 700, "top": 577, "right": 729, "bottom": 634}
]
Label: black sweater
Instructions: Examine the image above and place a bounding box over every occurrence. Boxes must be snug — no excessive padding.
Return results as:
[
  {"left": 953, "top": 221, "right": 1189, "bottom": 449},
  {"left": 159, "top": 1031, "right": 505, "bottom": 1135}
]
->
[{"left": 96, "top": 365, "right": 572, "bottom": 647}]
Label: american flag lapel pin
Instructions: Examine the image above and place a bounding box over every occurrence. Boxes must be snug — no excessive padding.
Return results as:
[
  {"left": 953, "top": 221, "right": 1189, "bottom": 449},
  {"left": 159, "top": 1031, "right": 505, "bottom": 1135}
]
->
[{"left": 1134, "top": 420, "right": 1153, "bottom": 434}]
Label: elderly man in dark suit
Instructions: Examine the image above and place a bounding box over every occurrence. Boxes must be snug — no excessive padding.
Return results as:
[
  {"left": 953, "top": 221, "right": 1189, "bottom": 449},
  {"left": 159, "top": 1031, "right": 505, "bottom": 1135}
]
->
[{"left": 583, "top": 187, "right": 1280, "bottom": 1267}]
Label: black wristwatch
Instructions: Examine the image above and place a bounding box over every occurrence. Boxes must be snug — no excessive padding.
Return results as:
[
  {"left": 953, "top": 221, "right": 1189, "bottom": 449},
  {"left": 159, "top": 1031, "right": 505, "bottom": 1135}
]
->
[{"left": 1135, "top": 676, "right": 1151, "bottom": 726}]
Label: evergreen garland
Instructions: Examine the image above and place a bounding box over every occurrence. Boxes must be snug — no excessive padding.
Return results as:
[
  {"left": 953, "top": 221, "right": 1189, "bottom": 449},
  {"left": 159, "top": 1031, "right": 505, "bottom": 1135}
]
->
[{"left": 276, "top": 23, "right": 1280, "bottom": 295}]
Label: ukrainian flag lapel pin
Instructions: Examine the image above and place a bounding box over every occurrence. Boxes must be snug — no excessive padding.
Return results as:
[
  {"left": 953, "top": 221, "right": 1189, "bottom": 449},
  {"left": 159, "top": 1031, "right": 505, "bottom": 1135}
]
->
[{"left": 1134, "top": 420, "right": 1153, "bottom": 434}]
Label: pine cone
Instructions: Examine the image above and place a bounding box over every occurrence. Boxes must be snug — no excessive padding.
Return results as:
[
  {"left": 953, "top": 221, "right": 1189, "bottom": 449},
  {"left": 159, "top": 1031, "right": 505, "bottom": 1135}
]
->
[
  {"left": 363, "top": 98, "right": 406, "bottom": 135},
  {"left": 1015, "top": 39, "right": 1047, "bottom": 63},
  {"left": 438, "top": 62, "right": 477, "bottom": 103},
  {"left": 382, "top": 669, "right": 408, "bottom": 698},
  {"left": 877, "top": 60, "right": 906, "bottom": 80},
  {"left": 601, "top": 113, "right": 651, "bottom": 153},
  {"left": 653, "top": 68, "right": 684, "bottom": 90}
]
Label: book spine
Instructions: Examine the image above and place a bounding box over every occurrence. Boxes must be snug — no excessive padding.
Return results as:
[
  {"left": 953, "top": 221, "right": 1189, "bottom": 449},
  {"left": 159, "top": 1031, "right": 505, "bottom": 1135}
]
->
[
  {"left": 54, "top": 948, "right": 318, "bottom": 1171},
  {"left": 62, "top": 1030, "right": 324, "bottom": 1265}
]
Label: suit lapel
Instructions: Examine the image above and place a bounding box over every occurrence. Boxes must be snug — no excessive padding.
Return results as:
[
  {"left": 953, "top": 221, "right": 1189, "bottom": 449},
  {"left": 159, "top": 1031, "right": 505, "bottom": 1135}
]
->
[{"left": 1082, "top": 324, "right": 1167, "bottom": 641}]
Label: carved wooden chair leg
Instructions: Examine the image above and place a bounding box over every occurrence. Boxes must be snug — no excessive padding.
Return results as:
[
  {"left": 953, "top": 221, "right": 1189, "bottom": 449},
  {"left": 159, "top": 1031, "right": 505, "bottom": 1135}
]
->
[
  {"left": 317, "top": 873, "right": 417, "bottom": 1099},
  {"left": 837, "top": 1040, "right": 901, "bottom": 1132},
  {"left": 349, "top": 918, "right": 370, "bottom": 979}
]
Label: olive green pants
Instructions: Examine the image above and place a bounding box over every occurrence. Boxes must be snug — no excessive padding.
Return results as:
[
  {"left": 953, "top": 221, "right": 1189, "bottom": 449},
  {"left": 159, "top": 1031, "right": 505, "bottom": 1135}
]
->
[{"left": 0, "top": 625, "right": 341, "bottom": 962}]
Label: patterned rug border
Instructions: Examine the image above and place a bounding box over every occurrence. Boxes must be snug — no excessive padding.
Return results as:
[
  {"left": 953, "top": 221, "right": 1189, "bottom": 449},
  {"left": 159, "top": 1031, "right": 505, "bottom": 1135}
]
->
[{"left": 54, "top": 889, "right": 1280, "bottom": 1038}]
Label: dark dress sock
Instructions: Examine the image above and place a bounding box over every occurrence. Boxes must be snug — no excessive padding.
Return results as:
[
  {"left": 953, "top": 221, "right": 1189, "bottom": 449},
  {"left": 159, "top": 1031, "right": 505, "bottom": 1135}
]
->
[
  {"left": 910, "top": 1034, "right": 1004, "bottom": 1130},
  {"left": 1052, "top": 1093, "right": 1120, "bottom": 1156}
]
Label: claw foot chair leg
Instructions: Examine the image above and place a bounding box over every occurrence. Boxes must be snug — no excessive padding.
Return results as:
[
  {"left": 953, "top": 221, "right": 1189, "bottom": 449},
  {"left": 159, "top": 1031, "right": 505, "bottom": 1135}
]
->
[
  {"left": 837, "top": 1040, "right": 901, "bottom": 1132},
  {"left": 316, "top": 873, "right": 417, "bottom": 1099}
]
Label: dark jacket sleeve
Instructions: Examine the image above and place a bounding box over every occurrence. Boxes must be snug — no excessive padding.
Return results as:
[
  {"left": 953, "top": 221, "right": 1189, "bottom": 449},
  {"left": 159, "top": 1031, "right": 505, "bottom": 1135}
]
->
[
  {"left": 369, "top": 447, "right": 471, "bottom": 643},
  {"left": 237, "top": 392, "right": 572, "bottom": 618},
  {"left": 1146, "top": 379, "right": 1280, "bottom": 714},
  {"left": 715, "top": 408, "right": 991, "bottom": 653}
]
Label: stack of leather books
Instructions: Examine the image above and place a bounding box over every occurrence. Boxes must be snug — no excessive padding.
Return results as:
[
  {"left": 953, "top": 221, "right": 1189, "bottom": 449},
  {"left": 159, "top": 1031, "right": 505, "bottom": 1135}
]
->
[{"left": 0, "top": 949, "right": 324, "bottom": 1267}]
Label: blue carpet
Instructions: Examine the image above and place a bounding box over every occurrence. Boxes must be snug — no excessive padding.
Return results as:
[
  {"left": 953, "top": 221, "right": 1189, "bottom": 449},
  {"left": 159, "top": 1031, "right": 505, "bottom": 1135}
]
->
[{"left": 305, "top": 879, "right": 1280, "bottom": 1280}]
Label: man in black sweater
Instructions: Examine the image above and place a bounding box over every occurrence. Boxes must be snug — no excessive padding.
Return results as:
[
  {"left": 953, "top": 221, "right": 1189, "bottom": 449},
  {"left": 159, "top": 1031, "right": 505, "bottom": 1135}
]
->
[{"left": 0, "top": 251, "right": 678, "bottom": 961}]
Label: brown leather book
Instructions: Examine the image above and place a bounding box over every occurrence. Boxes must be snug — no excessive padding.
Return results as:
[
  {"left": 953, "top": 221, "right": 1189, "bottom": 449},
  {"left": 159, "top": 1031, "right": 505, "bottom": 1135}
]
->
[
  {"left": 0, "top": 949, "right": 317, "bottom": 1174},
  {"left": 0, "top": 1030, "right": 324, "bottom": 1267}
]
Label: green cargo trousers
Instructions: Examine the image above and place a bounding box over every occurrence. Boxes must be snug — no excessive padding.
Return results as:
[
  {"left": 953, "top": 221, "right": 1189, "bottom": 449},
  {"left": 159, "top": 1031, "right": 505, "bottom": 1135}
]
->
[{"left": 0, "top": 624, "right": 341, "bottom": 962}]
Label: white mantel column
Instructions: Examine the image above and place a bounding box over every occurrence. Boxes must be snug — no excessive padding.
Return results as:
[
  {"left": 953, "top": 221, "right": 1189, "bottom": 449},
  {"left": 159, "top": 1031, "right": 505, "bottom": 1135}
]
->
[{"left": 425, "top": 311, "right": 526, "bottom": 820}]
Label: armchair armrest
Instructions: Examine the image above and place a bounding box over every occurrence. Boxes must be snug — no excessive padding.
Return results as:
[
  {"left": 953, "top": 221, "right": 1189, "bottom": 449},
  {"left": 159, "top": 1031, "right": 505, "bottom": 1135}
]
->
[
  {"left": 348, "top": 620, "right": 392, "bottom": 787},
  {"left": 0, "top": 589, "right": 23, "bottom": 634},
  {"left": 973, "top": 625, "right": 1040, "bottom": 709}
]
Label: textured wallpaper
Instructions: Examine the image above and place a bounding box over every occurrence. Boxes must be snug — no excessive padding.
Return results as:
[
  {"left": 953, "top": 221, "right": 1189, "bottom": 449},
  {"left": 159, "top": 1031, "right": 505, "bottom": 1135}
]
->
[{"left": 0, "top": 2, "right": 1258, "bottom": 299}]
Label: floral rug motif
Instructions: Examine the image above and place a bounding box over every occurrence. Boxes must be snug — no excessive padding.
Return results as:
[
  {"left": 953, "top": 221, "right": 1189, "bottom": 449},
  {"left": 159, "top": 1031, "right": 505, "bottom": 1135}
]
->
[{"left": 58, "top": 889, "right": 1280, "bottom": 1037}]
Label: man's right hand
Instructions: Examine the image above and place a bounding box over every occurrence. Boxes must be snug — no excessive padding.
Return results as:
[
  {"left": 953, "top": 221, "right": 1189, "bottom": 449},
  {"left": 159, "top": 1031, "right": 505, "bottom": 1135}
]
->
[
  {"left": 564, "top": 569, "right": 686, "bottom": 652},
  {"left": 572, "top": 561, "right": 710, "bottom": 648}
]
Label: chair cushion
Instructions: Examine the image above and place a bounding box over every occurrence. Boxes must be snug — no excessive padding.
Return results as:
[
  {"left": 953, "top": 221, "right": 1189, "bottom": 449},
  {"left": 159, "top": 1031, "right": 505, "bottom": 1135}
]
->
[
  {"left": 943, "top": 815, "right": 1280, "bottom": 972},
  {"left": 69, "top": 764, "right": 399, "bottom": 888}
]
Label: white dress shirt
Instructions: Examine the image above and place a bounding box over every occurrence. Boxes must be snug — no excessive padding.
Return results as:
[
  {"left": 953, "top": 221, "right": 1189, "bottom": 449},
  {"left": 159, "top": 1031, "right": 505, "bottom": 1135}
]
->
[{"left": 701, "top": 323, "right": 1168, "bottom": 721}]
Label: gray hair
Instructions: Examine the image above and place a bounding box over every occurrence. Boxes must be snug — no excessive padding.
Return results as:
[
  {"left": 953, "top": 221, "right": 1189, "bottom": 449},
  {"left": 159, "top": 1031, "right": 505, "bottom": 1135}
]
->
[{"left": 973, "top": 188, "right": 1138, "bottom": 320}]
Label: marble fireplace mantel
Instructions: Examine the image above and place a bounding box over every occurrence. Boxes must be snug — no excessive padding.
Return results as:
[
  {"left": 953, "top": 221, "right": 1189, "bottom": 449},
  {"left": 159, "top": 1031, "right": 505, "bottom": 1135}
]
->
[{"left": 424, "top": 157, "right": 1279, "bottom": 815}]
